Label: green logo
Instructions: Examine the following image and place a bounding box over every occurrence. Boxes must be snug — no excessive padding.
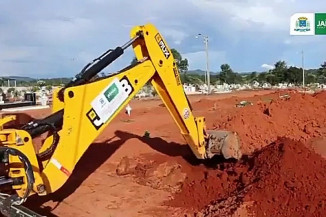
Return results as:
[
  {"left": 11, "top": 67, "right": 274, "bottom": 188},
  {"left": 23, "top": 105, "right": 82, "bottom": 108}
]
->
[
  {"left": 315, "top": 13, "right": 326, "bottom": 35},
  {"left": 104, "top": 83, "right": 119, "bottom": 102}
]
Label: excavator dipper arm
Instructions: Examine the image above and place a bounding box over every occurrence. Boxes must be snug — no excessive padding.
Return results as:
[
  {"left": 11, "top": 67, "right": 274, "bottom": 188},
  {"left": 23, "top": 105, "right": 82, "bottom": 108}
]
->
[{"left": 0, "top": 23, "right": 241, "bottom": 216}]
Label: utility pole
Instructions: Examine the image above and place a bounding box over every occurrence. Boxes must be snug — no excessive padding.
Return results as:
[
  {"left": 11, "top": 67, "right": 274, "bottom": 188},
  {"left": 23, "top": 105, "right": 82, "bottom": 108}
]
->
[
  {"left": 302, "top": 50, "right": 305, "bottom": 88},
  {"left": 196, "top": 34, "right": 210, "bottom": 94},
  {"left": 204, "top": 36, "right": 210, "bottom": 94}
]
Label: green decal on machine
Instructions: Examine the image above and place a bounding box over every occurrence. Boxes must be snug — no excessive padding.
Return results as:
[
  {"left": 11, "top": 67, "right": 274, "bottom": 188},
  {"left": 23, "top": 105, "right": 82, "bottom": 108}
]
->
[
  {"left": 88, "top": 77, "right": 134, "bottom": 130},
  {"left": 104, "top": 83, "right": 119, "bottom": 102}
]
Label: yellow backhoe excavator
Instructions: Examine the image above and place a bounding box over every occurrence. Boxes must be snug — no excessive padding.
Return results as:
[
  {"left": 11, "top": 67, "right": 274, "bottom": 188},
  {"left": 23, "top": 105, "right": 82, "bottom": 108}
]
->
[{"left": 0, "top": 23, "right": 241, "bottom": 217}]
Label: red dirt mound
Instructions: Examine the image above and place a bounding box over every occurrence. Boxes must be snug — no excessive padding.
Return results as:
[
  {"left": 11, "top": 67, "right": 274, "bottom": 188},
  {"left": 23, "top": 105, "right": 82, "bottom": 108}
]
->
[
  {"left": 314, "top": 90, "right": 326, "bottom": 101},
  {"left": 168, "top": 138, "right": 326, "bottom": 217},
  {"left": 243, "top": 138, "right": 326, "bottom": 217},
  {"left": 165, "top": 159, "right": 246, "bottom": 211},
  {"left": 213, "top": 91, "right": 326, "bottom": 154}
]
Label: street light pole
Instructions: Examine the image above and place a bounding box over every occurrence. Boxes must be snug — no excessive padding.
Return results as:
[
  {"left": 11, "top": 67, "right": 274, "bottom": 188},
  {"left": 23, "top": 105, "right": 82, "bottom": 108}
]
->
[
  {"left": 301, "top": 50, "right": 305, "bottom": 88},
  {"left": 204, "top": 36, "right": 210, "bottom": 94},
  {"left": 196, "top": 34, "right": 210, "bottom": 94}
]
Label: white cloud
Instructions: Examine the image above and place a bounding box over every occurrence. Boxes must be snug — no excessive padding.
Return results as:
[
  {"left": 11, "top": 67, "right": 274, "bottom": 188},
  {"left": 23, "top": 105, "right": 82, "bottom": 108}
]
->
[
  {"left": 261, "top": 63, "right": 275, "bottom": 70},
  {"left": 233, "top": 6, "right": 284, "bottom": 30},
  {"left": 189, "top": 0, "right": 295, "bottom": 32},
  {"left": 0, "top": 0, "right": 325, "bottom": 77}
]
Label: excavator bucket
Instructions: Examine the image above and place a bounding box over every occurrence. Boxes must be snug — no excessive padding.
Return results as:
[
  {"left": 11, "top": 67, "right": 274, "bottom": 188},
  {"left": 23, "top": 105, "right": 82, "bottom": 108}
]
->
[{"left": 206, "top": 130, "right": 242, "bottom": 160}]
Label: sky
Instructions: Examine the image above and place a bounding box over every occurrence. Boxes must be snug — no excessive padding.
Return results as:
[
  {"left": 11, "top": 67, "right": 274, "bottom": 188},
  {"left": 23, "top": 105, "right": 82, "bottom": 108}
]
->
[{"left": 0, "top": 0, "right": 325, "bottom": 78}]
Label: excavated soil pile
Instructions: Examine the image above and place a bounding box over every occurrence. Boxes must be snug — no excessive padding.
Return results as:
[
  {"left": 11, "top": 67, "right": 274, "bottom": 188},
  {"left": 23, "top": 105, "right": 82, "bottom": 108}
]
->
[
  {"left": 168, "top": 138, "right": 326, "bottom": 217},
  {"left": 213, "top": 91, "right": 326, "bottom": 154},
  {"left": 114, "top": 91, "right": 326, "bottom": 216},
  {"left": 242, "top": 138, "right": 326, "bottom": 217}
]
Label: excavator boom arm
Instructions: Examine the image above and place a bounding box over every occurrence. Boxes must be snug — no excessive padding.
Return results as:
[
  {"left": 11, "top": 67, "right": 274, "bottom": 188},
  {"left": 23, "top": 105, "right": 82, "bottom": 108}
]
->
[
  {"left": 40, "top": 24, "right": 208, "bottom": 193},
  {"left": 0, "top": 23, "right": 241, "bottom": 216}
]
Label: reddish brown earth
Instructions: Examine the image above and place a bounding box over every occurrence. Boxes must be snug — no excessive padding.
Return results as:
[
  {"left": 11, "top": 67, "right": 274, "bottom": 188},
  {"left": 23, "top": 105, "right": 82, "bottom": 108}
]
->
[
  {"left": 167, "top": 138, "right": 326, "bottom": 217},
  {"left": 1, "top": 90, "right": 326, "bottom": 217},
  {"left": 207, "top": 90, "right": 326, "bottom": 154}
]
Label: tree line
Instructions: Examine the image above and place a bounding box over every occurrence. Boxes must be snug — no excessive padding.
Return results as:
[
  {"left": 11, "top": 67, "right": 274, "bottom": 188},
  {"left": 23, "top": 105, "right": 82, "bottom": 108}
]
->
[
  {"left": 4, "top": 48, "right": 325, "bottom": 88},
  {"left": 170, "top": 49, "right": 326, "bottom": 86},
  {"left": 218, "top": 61, "right": 326, "bottom": 85}
]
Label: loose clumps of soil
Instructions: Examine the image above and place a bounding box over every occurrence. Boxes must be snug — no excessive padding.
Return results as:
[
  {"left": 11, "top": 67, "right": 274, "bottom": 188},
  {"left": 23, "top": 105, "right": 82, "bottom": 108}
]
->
[
  {"left": 167, "top": 138, "right": 326, "bottom": 217},
  {"left": 116, "top": 156, "right": 187, "bottom": 193},
  {"left": 213, "top": 91, "right": 326, "bottom": 154},
  {"left": 113, "top": 91, "right": 326, "bottom": 217},
  {"left": 10, "top": 90, "right": 326, "bottom": 216}
]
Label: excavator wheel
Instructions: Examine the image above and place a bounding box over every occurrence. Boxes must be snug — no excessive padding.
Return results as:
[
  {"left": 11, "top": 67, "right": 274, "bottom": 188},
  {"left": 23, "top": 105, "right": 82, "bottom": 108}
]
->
[{"left": 206, "top": 130, "right": 242, "bottom": 160}]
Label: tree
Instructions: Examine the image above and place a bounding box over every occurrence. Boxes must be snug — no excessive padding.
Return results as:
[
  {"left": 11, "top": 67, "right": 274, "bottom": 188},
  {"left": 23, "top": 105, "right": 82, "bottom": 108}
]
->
[
  {"left": 171, "top": 49, "right": 188, "bottom": 73},
  {"left": 233, "top": 73, "right": 244, "bottom": 84},
  {"left": 179, "top": 58, "right": 189, "bottom": 74},
  {"left": 31, "top": 86, "right": 40, "bottom": 92},
  {"left": 245, "top": 72, "right": 258, "bottom": 83},
  {"left": 318, "top": 61, "right": 326, "bottom": 79},
  {"left": 46, "top": 85, "right": 52, "bottom": 92},
  {"left": 180, "top": 74, "right": 205, "bottom": 85},
  {"left": 271, "top": 61, "right": 288, "bottom": 83},
  {"left": 37, "top": 80, "right": 46, "bottom": 87},
  {"left": 306, "top": 73, "right": 317, "bottom": 84},
  {"left": 274, "top": 61, "right": 287, "bottom": 70},
  {"left": 266, "top": 73, "right": 277, "bottom": 85},
  {"left": 151, "top": 88, "right": 158, "bottom": 97},
  {"left": 219, "top": 64, "right": 238, "bottom": 84},
  {"left": 13, "top": 90, "right": 20, "bottom": 98},
  {"left": 321, "top": 61, "right": 326, "bottom": 69},
  {"left": 7, "top": 87, "right": 15, "bottom": 94},
  {"left": 171, "top": 49, "right": 182, "bottom": 63},
  {"left": 257, "top": 72, "right": 267, "bottom": 83},
  {"left": 286, "top": 66, "right": 302, "bottom": 84},
  {"left": 219, "top": 64, "right": 231, "bottom": 83},
  {"left": 131, "top": 57, "right": 138, "bottom": 65}
]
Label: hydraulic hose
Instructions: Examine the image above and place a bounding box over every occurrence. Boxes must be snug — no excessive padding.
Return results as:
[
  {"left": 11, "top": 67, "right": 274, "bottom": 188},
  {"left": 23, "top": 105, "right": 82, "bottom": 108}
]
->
[
  {"left": 0, "top": 147, "right": 34, "bottom": 205},
  {"left": 21, "top": 33, "right": 142, "bottom": 138}
]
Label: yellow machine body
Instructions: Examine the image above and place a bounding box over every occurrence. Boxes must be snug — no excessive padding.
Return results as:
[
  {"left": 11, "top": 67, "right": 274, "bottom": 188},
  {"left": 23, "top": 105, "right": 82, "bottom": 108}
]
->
[
  {"left": 0, "top": 24, "right": 209, "bottom": 199},
  {"left": 0, "top": 25, "right": 241, "bottom": 217}
]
